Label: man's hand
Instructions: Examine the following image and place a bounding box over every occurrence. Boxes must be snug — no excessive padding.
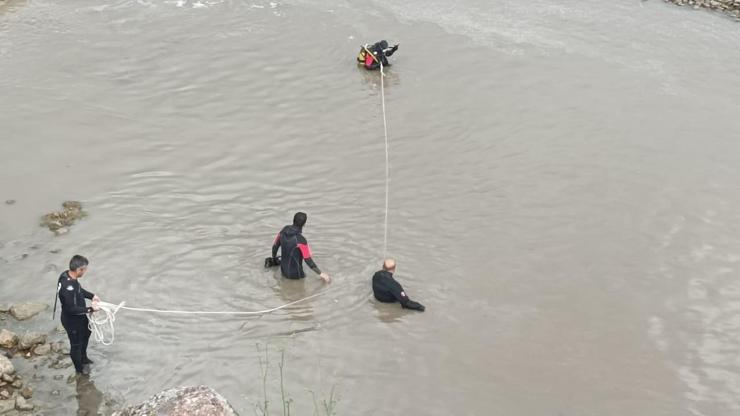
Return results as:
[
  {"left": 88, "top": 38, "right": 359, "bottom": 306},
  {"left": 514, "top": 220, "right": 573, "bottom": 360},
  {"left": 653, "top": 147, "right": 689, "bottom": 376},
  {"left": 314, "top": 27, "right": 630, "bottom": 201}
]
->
[
  {"left": 320, "top": 272, "right": 331, "bottom": 284},
  {"left": 91, "top": 300, "right": 101, "bottom": 312},
  {"left": 93, "top": 295, "right": 101, "bottom": 303}
]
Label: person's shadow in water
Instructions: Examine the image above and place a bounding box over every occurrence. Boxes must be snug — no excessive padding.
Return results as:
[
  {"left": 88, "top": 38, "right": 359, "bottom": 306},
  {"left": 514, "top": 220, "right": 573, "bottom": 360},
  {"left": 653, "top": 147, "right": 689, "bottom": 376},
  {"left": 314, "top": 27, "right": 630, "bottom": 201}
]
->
[{"left": 76, "top": 376, "right": 103, "bottom": 416}]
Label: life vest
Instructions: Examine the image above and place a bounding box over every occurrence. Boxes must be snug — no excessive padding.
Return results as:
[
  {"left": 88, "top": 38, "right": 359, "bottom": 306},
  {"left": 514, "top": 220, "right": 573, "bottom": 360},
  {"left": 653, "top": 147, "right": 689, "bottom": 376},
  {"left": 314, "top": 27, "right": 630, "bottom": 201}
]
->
[{"left": 357, "top": 46, "right": 378, "bottom": 69}]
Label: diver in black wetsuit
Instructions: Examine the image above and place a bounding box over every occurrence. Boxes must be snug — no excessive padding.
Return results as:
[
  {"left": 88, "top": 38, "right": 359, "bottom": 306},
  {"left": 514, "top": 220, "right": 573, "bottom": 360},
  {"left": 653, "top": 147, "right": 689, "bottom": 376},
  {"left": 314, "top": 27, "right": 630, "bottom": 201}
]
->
[
  {"left": 358, "top": 40, "right": 399, "bottom": 70},
  {"left": 269, "top": 212, "right": 331, "bottom": 283},
  {"left": 55, "top": 255, "right": 101, "bottom": 375},
  {"left": 372, "top": 259, "right": 425, "bottom": 311}
]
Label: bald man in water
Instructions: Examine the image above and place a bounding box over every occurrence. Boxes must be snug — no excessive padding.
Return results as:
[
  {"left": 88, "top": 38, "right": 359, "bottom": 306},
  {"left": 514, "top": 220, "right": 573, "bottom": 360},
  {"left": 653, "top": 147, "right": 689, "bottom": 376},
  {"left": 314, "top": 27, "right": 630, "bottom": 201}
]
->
[{"left": 372, "top": 259, "right": 425, "bottom": 311}]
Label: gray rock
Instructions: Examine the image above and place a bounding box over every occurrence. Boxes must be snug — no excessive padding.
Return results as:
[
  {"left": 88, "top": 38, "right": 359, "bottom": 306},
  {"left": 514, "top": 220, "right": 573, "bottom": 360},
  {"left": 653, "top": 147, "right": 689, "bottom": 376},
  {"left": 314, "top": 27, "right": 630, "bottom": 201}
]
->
[
  {"left": 9, "top": 304, "right": 48, "bottom": 321},
  {"left": 54, "top": 227, "right": 69, "bottom": 236},
  {"left": 0, "top": 399, "right": 15, "bottom": 414},
  {"left": 116, "top": 386, "right": 238, "bottom": 416},
  {"left": 0, "top": 305, "right": 9, "bottom": 313},
  {"left": 0, "top": 375, "right": 11, "bottom": 383},
  {"left": 0, "top": 390, "right": 8, "bottom": 400},
  {"left": 0, "top": 356, "right": 13, "bottom": 376},
  {"left": 32, "top": 344, "right": 50, "bottom": 356},
  {"left": 14, "top": 395, "right": 32, "bottom": 411},
  {"left": 4, "top": 200, "right": 14, "bottom": 206},
  {"left": 51, "top": 390, "right": 60, "bottom": 396},
  {"left": 52, "top": 375, "right": 63, "bottom": 381},
  {"left": 18, "top": 333, "right": 45, "bottom": 351},
  {"left": 0, "top": 331, "right": 18, "bottom": 350},
  {"left": 18, "top": 387, "right": 31, "bottom": 400},
  {"left": 9, "top": 381, "right": 20, "bottom": 390}
]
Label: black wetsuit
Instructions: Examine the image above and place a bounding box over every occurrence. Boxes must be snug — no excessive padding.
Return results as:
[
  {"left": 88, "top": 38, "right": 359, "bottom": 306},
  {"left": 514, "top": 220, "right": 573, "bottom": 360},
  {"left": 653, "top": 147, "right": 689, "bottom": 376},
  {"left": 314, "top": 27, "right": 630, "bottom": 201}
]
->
[
  {"left": 364, "top": 40, "right": 398, "bottom": 70},
  {"left": 57, "top": 271, "right": 94, "bottom": 373},
  {"left": 372, "top": 270, "right": 425, "bottom": 311},
  {"left": 271, "top": 225, "right": 322, "bottom": 279}
]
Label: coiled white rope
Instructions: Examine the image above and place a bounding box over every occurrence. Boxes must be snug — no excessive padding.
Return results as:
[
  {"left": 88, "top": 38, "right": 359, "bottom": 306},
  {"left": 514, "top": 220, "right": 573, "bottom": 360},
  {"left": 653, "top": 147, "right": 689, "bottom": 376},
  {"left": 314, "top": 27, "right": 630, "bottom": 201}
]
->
[{"left": 88, "top": 292, "right": 325, "bottom": 345}]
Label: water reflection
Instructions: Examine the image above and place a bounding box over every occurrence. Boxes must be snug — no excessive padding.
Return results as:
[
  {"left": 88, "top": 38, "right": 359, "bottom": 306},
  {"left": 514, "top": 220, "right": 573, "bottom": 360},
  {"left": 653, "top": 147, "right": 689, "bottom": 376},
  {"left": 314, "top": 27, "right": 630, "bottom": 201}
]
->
[{"left": 76, "top": 376, "right": 103, "bottom": 416}]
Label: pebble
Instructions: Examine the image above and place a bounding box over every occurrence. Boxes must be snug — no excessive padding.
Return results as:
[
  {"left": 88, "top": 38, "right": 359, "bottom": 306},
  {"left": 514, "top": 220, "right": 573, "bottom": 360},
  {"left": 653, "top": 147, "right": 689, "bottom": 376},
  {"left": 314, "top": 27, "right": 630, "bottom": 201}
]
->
[
  {"left": 0, "top": 389, "right": 9, "bottom": 400},
  {"left": 4, "top": 200, "right": 15, "bottom": 205},
  {"left": 52, "top": 375, "right": 63, "bottom": 381},
  {"left": 20, "top": 386, "right": 32, "bottom": 399}
]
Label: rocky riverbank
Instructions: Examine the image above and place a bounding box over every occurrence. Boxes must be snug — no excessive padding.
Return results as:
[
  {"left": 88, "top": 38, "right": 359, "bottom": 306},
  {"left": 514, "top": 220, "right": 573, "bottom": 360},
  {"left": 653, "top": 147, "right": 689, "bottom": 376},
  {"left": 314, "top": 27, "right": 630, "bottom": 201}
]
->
[
  {"left": 0, "top": 301, "right": 122, "bottom": 415},
  {"left": 664, "top": 0, "right": 740, "bottom": 18},
  {"left": 1, "top": 302, "right": 239, "bottom": 415}
]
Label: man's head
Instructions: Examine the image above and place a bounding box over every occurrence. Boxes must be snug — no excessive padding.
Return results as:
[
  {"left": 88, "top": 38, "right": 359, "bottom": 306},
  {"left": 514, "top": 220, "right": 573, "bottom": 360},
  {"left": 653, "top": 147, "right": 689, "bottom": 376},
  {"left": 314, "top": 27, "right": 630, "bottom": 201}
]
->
[
  {"left": 69, "top": 255, "right": 89, "bottom": 278},
  {"left": 293, "top": 212, "right": 307, "bottom": 228},
  {"left": 382, "top": 258, "right": 396, "bottom": 273}
]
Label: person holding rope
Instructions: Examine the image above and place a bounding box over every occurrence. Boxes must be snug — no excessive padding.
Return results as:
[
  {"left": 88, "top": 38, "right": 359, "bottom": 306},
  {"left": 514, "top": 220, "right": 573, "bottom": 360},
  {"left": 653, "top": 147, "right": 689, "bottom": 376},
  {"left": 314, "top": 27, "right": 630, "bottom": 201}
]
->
[
  {"left": 357, "top": 40, "right": 399, "bottom": 70},
  {"left": 55, "top": 255, "right": 101, "bottom": 375},
  {"left": 372, "top": 259, "right": 425, "bottom": 311},
  {"left": 267, "top": 212, "right": 331, "bottom": 283}
]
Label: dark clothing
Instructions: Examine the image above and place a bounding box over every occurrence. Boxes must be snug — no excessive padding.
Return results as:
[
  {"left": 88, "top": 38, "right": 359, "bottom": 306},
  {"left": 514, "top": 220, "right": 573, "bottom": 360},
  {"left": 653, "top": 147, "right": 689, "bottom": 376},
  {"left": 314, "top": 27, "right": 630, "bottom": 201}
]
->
[
  {"left": 57, "top": 271, "right": 94, "bottom": 373},
  {"left": 271, "top": 225, "right": 321, "bottom": 279},
  {"left": 372, "top": 270, "right": 425, "bottom": 311},
  {"left": 360, "top": 40, "right": 398, "bottom": 70}
]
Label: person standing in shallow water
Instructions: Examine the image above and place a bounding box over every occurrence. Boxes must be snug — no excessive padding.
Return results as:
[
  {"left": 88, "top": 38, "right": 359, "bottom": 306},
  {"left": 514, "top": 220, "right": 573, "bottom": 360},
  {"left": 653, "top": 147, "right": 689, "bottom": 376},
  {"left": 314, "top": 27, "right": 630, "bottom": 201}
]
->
[
  {"left": 56, "top": 255, "right": 101, "bottom": 375},
  {"left": 270, "top": 212, "right": 331, "bottom": 283},
  {"left": 372, "top": 259, "right": 425, "bottom": 311}
]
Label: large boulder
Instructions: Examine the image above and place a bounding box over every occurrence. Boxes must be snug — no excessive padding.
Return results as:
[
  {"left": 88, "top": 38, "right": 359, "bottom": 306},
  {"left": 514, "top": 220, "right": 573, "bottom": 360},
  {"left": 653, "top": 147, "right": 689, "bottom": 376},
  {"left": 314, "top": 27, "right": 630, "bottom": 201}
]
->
[
  {"left": 9, "top": 303, "right": 48, "bottom": 321},
  {"left": 0, "top": 330, "right": 18, "bottom": 350},
  {"left": 18, "top": 333, "right": 46, "bottom": 351},
  {"left": 114, "top": 386, "right": 238, "bottom": 416},
  {"left": 0, "top": 355, "right": 13, "bottom": 376}
]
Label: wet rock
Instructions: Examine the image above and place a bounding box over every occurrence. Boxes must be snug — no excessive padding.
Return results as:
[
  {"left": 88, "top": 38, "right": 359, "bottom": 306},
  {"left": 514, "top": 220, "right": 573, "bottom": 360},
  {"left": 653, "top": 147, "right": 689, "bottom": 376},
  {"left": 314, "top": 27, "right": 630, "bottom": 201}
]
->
[
  {"left": 14, "top": 395, "right": 32, "bottom": 411},
  {"left": 114, "top": 385, "right": 238, "bottom": 416},
  {"left": 18, "top": 333, "right": 45, "bottom": 351},
  {"left": 41, "top": 201, "right": 86, "bottom": 234},
  {"left": 9, "top": 303, "right": 48, "bottom": 321},
  {"left": 0, "top": 399, "right": 15, "bottom": 414},
  {"left": 18, "top": 387, "right": 31, "bottom": 400},
  {"left": 0, "top": 356, "right": 13, "bottom": 376},
  {"left": 32, "top": 344, "right": 50, "bottom": 356},
  {"left": 0, "top": 331, "right": 18, "bottom": 350}
]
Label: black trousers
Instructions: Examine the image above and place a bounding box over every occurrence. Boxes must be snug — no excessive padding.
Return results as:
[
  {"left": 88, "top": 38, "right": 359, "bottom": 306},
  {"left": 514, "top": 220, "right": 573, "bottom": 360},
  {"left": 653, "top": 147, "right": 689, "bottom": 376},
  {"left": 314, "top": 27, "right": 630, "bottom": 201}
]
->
[{"left": 61, "top": 314, "right": 91, "bottom": 373}]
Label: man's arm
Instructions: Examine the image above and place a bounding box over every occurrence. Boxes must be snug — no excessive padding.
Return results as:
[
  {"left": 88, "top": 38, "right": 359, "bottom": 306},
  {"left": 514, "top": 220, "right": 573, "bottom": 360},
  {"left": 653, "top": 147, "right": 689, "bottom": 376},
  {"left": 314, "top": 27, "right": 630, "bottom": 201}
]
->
[
  {"left": 388, "top": 278, "right": 425, "bottom": 311},
  {"left": 271, "top": 232, "right": 281, "bottom": 260},
  {"left": 59, "top": 287, "right": 91, "bottom": 315},
  {"left": 81, "top": 287, "right": 95, "bottom": 300},
  {"left": 298, "top": 240, "right": 331, "bottom": 283}
]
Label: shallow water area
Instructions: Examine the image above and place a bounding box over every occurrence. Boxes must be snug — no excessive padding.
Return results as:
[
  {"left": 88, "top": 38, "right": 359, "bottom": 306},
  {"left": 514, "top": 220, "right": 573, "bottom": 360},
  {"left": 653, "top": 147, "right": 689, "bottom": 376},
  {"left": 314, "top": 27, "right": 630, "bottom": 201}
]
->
[{"left": 2, "top": 0, "right": 740, "bottom": 415}]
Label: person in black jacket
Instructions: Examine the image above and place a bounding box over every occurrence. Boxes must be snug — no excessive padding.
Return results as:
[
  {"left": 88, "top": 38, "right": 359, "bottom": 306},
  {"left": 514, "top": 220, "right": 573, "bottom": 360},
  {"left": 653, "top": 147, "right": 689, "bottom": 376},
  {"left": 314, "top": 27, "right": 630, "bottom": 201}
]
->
[
  {"left": 357, "top": 40, "right": 399, "bottom": 70},
  {"left": 270, "top": 212, "right": 331, "bottom": 283},
  {"left": 56, "top": 255, "right": 100, "bottom": 375},
  {"left": 372, "top": 259, "right": 424, "bottom": 311}
]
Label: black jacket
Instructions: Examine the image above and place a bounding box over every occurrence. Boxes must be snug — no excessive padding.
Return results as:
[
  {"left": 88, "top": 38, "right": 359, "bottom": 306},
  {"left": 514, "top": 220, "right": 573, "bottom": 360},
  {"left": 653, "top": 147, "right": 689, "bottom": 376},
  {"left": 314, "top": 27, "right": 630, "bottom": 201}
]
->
[
  {"left": 57, "top": 271, "right": 94, "bottom": 316},
  {"left": 272, "top": 225, "right": 321, "bottom": 279},
  {"left": 372, "top": 270, "right": 424, "bottom": 311}
]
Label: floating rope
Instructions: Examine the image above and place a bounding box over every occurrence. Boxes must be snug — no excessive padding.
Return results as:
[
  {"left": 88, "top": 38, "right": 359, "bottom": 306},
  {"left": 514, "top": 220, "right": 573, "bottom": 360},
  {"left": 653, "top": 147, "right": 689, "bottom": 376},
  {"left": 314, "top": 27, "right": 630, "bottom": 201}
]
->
[{"left": 88, "top": 292, "right": 325, "bottom": 345}]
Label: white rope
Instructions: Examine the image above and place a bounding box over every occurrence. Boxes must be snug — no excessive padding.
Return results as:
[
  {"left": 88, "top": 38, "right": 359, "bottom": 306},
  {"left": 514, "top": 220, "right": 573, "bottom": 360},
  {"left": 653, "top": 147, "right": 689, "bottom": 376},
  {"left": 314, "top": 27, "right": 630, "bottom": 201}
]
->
[
  {"left": 379, "top": 60, "right": 390, "bottom": 257},
  {"left": 87, "top": 292, "right": 325, "bottom": 345}
]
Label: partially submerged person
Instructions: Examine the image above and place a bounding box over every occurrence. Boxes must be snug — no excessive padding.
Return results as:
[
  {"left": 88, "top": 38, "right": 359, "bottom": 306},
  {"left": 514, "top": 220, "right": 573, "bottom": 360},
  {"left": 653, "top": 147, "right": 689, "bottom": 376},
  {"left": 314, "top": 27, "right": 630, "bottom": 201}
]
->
[
  {"left": 357, "top": 40, "right": 399, "bottom": 70},
  {"left": 372, "top": 259, "right": 424, "bottom": 311},
  {"left": 268, "top": 212, "right": 331, "bottom": 283}
]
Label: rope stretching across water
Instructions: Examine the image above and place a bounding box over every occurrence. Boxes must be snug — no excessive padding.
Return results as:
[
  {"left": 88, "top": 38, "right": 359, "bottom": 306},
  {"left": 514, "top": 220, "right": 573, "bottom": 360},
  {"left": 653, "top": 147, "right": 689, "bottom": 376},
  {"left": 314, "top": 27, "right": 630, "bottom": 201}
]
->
[
  {"left": 88, "top": 50, "right": 393, "bottom": 345},
  {"left": 88, "top": 293, "right": 325, "bottom": 345}
]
